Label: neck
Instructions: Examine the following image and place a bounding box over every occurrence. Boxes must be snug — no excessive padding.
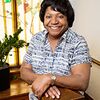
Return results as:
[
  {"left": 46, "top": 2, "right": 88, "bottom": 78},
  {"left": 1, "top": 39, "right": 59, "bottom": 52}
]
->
[{"left": 48, "top": 35, "right": 59, "bottom": 53}]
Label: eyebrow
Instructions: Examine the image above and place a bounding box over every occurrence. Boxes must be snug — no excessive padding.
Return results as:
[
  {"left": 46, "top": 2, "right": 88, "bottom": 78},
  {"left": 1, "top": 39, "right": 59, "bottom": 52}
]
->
[{"left": 45, "top": 12, "right": 64, "bottom": 16}]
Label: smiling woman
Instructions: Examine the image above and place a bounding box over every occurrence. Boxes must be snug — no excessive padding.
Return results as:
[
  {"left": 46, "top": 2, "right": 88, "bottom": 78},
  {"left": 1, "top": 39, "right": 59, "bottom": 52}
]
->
[{"left": 20, "top": 0, "right": 91, "bottom": 100}]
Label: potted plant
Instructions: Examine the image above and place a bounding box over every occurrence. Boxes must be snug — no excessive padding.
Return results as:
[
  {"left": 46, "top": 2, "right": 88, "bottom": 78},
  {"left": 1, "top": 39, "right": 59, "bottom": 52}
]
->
[{"left": 0, "top": 27, "right": 28, "bottom": 91}]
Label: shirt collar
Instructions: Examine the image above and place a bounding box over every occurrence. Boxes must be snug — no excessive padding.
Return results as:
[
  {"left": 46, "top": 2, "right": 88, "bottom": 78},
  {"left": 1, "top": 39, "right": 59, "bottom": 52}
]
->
[{"left": 43, "top": 28, "right": 69, "bottom": 44}]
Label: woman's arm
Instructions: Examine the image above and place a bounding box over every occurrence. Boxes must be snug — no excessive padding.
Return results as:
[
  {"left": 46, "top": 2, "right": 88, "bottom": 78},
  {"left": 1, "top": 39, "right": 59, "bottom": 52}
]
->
[
  {"left": 20, "top": 61, "right": 39, "bottom": 84},
  {"left": 20, "top": 61, "right": 55, "bottom": 98},
  {"left": 43, "top": 63, "right": 91, "bottom": 99},
  {"left": 20, "top": 61, "right": 91, "bottom": 98},
  {"left": 54, "top": 63, "right": 91, "bottom": 91}
]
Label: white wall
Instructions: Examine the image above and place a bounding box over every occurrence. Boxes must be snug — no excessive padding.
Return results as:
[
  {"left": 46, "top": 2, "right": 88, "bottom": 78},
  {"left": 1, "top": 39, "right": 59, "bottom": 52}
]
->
[
  {"left": 86, "top": 63, "right": 100, "bottom": 100},
  {"left": 71, "top": 0, "right": 100, "bottom": 61},
  {"left": 70, "top": 0, "right": 100, "bottom": 99}
]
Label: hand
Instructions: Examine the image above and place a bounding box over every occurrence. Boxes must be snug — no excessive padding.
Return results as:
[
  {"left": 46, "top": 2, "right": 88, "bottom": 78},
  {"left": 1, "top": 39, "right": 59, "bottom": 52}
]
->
[
  {"left": 45, "top": 86, "right": 60, "bottom": 99},
  {"left": 31, "top": 74, "right": 52, "bottom": 99}
]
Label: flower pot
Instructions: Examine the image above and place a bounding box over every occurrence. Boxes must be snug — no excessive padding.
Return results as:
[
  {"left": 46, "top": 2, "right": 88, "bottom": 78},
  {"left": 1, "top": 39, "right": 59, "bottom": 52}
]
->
[{"left": 0, "top": 66, "right": 10, "bottom": 91}]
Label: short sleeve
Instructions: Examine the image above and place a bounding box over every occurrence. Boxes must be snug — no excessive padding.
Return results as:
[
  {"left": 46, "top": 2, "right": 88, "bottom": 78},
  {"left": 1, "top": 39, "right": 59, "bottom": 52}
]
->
[
  {"left": 23, "top": 36, "right": 34, "bottom": 64},
  {"left": 70, "top": 37, "right": 92, "bottom": 67}
]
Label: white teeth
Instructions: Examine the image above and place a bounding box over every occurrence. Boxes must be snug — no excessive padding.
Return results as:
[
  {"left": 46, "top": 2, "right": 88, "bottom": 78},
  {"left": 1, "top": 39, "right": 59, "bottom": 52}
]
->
[{"left": 51, "top": 26, "right": 59, "bottom": 29}]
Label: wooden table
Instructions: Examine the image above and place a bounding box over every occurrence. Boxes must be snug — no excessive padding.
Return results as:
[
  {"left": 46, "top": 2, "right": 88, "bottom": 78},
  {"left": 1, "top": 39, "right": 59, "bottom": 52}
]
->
[
  {"left": 0, "top": 79, "right": 85, "bottom": 100},
  {"left": 0, "top": 79, "right": 29, "bottom": 100}
]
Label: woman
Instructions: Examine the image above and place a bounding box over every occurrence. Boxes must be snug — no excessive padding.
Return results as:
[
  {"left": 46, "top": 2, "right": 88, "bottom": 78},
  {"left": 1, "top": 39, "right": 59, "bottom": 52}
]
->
[{"left": 20, "top": 0, "right": 91, "bottom": 99}]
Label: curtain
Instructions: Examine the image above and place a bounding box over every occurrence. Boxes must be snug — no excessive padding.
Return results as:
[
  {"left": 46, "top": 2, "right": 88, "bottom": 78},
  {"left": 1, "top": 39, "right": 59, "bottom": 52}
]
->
[
  {"left": 0, "top": 0, "right": 43, "bottom": 66},
  {"left": 17, "top": 0, "right": 44, "bottom": 65}
]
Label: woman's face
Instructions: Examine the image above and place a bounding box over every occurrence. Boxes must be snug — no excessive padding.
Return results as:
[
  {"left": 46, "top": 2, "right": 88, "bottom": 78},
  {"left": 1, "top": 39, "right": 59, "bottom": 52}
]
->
[{"left": 44, "top": 6, "right": 68, "bottom": 39}]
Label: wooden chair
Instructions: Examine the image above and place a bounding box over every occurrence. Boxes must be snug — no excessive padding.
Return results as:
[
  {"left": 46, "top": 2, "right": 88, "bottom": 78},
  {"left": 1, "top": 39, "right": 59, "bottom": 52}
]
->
[{"left": 41, "top": 87, "right": 85, "bottom": 100}]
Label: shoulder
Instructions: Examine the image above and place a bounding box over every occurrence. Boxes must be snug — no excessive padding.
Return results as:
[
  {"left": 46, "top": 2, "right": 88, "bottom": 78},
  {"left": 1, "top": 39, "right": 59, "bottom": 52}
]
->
[
  {"left": 67, "top": 29, "right": 87, "bottom": 45},
  {"left": 31, "top": 30, "right": 46, "bottom": 40},
  {"left": 30, "top": 30, "right": 47, "bottom": 44}
]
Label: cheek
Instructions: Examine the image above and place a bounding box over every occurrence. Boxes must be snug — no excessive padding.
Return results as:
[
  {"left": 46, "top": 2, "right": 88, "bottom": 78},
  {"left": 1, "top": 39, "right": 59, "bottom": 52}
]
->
[
  {"left": 43, "top": 20, "right": 51, "bottom": 29},
  {"left": 43, "top": 21, "right": 47, "bottom": 28},
  {"left": 43, "top": 20, "right": 46, "bottom": 27},
  {"left": 43, "top": 19, "right": 48, "bottom": 25},
  {"left": 63, "top": 20, "right": 68, "bottom": 27},
  {"left": 62, "top": 17, "right": 68, "bottom": 26}
]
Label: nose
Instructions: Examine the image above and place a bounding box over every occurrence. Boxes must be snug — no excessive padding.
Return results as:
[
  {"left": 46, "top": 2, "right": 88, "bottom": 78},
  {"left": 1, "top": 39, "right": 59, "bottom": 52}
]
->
[{"left": 51, "top": 16, "right": 58, "bottom": 24}]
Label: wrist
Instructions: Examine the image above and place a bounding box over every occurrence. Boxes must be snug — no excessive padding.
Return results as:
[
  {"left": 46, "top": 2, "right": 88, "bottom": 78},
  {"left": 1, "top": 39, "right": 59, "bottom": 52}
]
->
[{"left": 51, "top": 74, "right": 57, "bottom": 85}]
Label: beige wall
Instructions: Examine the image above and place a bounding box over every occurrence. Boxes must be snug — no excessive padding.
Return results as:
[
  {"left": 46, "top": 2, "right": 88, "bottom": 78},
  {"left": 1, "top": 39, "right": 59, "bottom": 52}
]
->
[
  {"left": 71, "top": 0, "right": 100, "bottom": 61},
  {"left": 86, "top": 63, "right": 100, "bottom": 100},
  {"left": 70, "top": 0, "right": 100, "bottom": 99}
]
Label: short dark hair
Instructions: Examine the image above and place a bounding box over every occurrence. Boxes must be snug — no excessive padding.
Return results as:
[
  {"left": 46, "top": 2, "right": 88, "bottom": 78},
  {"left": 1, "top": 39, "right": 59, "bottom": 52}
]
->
[{"left": 39, "top": 0, "right": 75, "bottom": 27}]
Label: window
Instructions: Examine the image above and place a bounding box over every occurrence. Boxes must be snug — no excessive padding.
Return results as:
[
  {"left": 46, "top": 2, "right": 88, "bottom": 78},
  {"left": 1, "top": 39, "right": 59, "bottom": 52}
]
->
[{"left": 0, "top": 0, "right": 43, "bottom": 66}]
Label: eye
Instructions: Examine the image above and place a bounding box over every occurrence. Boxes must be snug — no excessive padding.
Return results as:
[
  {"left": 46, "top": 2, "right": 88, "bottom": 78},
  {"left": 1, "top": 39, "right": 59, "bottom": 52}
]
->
[
  {"left": 45, "top": 15, "right": 51, "bottom": 19},
  {"left": 58, "top": 15, "right": 64, "bottom": 19}
]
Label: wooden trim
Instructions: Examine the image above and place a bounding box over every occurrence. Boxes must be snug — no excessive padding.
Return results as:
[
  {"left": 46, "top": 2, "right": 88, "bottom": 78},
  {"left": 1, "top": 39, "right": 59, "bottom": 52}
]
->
[
  {"left": 84, "top": 93, "right": 94, "bottom": 100},
  {"left": 11, "top": 0, "right": 19, "bottom": 65},
  {"left": 2, "top": 0, "right": 7, "bottom": 33},
  {"left": 92, "top": 58, "right": 100, "bottom": 66}
]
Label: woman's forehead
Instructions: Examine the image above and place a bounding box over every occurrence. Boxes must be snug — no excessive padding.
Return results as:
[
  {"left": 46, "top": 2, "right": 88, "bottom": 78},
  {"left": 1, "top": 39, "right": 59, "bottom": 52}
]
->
[{"left": 45, "top": 6, "right": 61, "bottom": 14}]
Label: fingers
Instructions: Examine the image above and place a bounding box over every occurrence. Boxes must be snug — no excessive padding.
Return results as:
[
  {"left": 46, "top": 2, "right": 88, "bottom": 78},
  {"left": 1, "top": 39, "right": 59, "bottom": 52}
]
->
[
  {"left": 45, "top": 86, "right": 60, "bottom": 99},
  {"left": 53, "top": 86, "right": 60, "bottom": 96},
  {"left": 46, "top": 87, "right": 55, "bottom": 99},
  {"left": 45, "top": 92, "right": 49, "bottom": 98}
]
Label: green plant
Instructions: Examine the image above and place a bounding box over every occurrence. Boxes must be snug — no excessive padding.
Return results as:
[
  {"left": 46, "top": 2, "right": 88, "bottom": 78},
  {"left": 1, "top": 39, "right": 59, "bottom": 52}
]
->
[{"left": 0, "top": 27, "right": 28, "bottom": 67}]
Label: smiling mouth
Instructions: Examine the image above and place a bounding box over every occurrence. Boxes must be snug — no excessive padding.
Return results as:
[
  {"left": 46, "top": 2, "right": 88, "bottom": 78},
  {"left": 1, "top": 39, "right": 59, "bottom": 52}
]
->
[{"left": 49, "top": 26, "right": 62, "bottom": 30}]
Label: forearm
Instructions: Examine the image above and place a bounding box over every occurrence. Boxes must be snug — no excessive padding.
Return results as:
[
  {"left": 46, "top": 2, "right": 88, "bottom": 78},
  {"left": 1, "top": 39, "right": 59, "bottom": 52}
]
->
[
  {"left": 54, "top": 64, "right": 90, "bottom": 91},
  {"left": 20, "top": 66, "right": 40, "bottom": 85},
  {"left": 54, "top": 74, "right": 89, "bottom": 91}
]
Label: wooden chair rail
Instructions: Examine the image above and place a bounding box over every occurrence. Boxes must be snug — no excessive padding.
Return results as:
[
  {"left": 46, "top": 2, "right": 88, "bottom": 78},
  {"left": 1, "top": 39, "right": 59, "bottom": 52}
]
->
[
  {"left": 41, "top": 88, "right": 85, "bottom": 100},
  {"left": 0, "top": 79, "right": 85, "bottom": 100}
]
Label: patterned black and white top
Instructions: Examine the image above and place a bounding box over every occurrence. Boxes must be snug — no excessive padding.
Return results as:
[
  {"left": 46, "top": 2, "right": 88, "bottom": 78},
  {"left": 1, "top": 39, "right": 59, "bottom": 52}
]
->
[{"left": 24, "top": 28, "right": 91, "bottom": 76}]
